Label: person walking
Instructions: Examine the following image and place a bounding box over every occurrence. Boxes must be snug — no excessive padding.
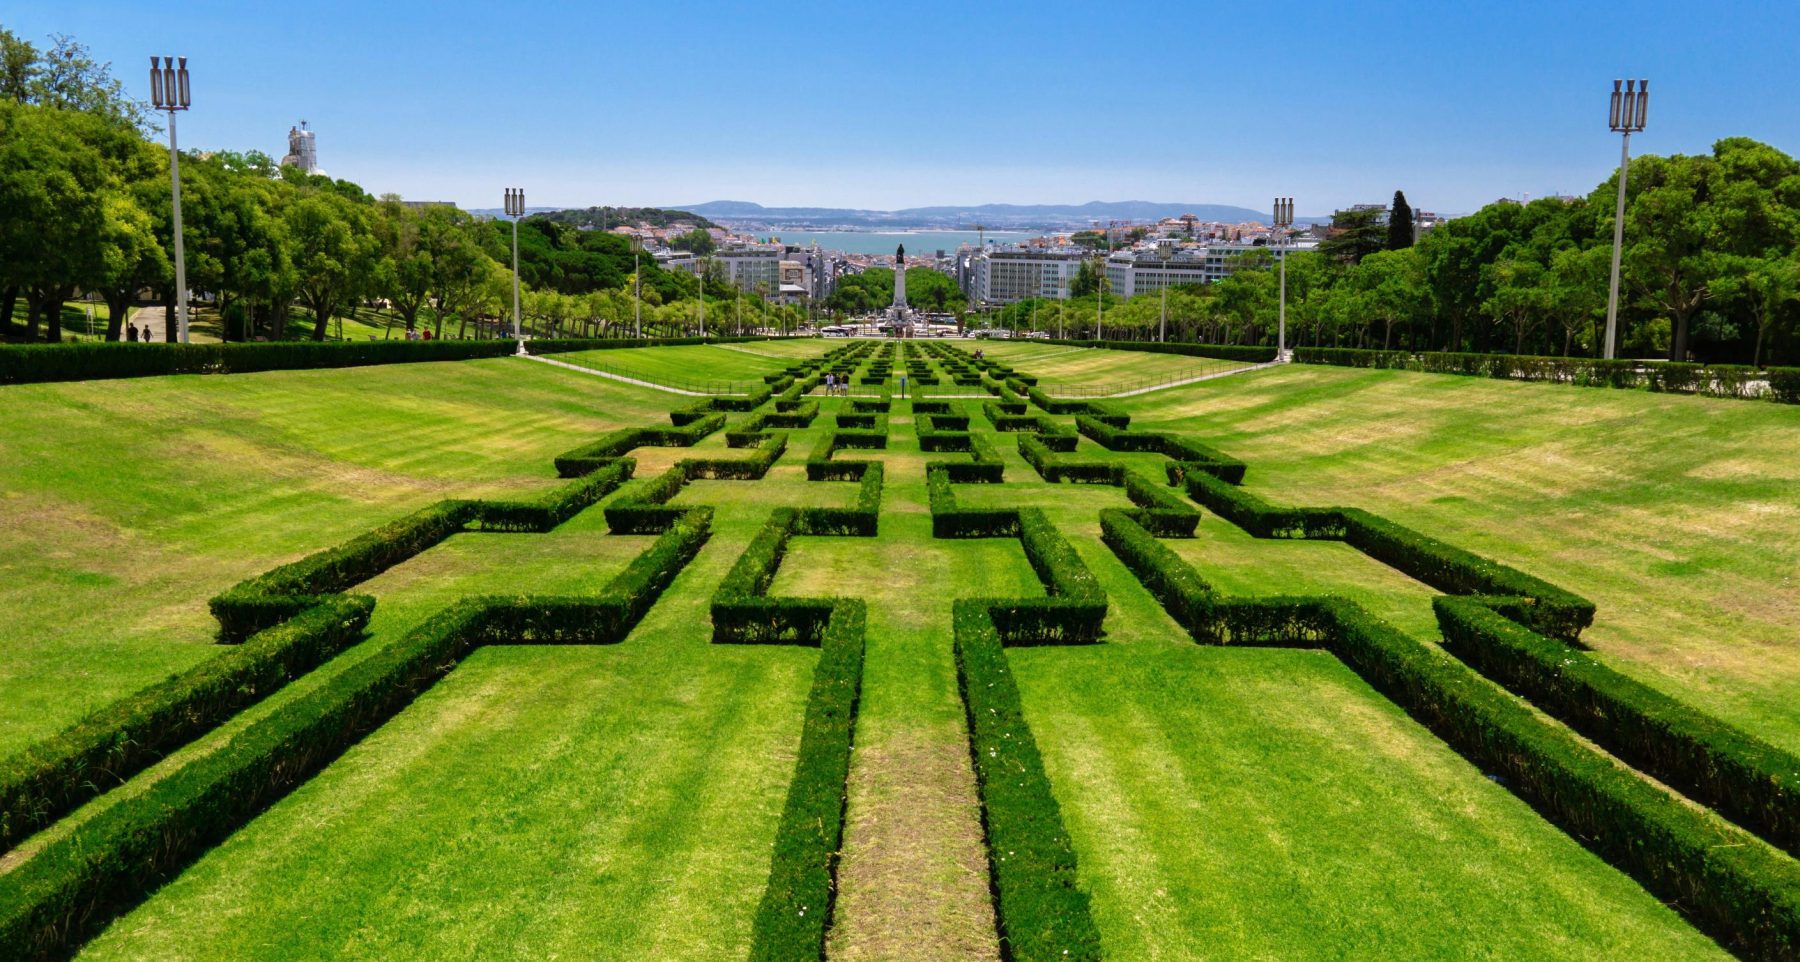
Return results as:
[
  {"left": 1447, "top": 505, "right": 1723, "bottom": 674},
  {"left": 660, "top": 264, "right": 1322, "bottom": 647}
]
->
[
  {"left": 824, "top": 372, "right": 835, "bottom": 396},
  {"left": 899, "top": 372, "right": 908, "bottom": 399},
  {"left": 126, "top": 324, "right": 138, "bottom": 342}
]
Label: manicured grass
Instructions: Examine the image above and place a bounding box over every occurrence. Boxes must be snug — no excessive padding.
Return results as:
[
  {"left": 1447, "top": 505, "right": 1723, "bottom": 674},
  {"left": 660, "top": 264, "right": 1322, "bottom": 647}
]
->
[
  {"left": 1122, "top": 362, "right": 1800, "bottom": 752},
  {"left": 555, "top": 341, "right": 831, "bottom": 387},
  {"left": 3, "top": 341, "right": 1784, "bottom": 959},
  {"left": 974, "top": 340, "right": 1256, "bottom": 386},
  {"left": 1009, "top": 641, "right": 1734, "bottom": 961},
  {"left": 73, "top": 489, "right": 817, "bottom": 961},
  {"left": 0, "top": 356, "right": 680, "bottom": 757}
]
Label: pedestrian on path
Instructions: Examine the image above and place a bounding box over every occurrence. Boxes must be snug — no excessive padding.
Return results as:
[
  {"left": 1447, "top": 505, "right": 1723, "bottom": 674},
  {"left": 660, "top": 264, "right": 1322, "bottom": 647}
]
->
[
  {"left": 825, "top": 372, "right": 835, "bottom": 396},
  {"left": 899, "top": 373, "right": 908, "bottom": 398},
  {"left": 126, "top": 324, "right": 138, "bottom": 342}
]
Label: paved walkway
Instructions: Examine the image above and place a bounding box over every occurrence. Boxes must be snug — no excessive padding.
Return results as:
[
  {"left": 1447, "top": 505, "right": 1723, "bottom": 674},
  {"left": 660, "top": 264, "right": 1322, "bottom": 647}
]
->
[
  {"left": 127, "top": 306, "right": 169, "bottom": 341},
  {"left": 1102, "top": 360, "right": 1279, "bottom": 397},
  {"left": 522, "top": 353, "right": 745, "bottom": 396}
]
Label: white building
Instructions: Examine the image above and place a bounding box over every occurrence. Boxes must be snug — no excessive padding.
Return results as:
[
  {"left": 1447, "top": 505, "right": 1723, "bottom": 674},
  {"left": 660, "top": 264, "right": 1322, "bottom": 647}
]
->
[
  {"left": 1104, "top": 239, "right": 1319, "bottom": 296},
  {"left": 280, "top": 121, "right": 323, "bottom": 176},
  {"left": 712, "top": 245, "right": 782, "bottom": 294},
  {"left": 971, "top": 248, "right": 1090, "bottom": 304}
]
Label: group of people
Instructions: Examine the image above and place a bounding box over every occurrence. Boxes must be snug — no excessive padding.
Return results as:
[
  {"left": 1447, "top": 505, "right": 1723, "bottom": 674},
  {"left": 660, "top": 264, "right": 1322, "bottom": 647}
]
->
[
  {"left": 821, "top": 372, "right": 849, "bottom": 396},
  {"left": 123, "top": 323, "right": 148, "bottom": 342}
]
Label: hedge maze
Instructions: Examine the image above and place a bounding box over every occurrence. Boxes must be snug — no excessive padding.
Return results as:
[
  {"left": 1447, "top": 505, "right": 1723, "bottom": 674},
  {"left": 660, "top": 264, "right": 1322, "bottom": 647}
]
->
[{"left": 2, "top": 339, "right": 1796, "bottom": 961}]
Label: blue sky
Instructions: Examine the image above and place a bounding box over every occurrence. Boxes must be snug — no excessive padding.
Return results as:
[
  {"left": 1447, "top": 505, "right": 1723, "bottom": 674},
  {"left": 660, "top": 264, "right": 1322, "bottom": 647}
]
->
[{"left": 7, "top": 1, "right": 1798, "bottom": 216}]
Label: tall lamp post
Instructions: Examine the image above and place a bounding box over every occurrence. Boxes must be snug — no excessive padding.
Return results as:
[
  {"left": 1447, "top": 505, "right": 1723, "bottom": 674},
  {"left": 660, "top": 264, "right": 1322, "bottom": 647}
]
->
[
  {"left": 503, "top": 187, "right": 526, "bottom": 354},
  {"left": 148, "top": 57, "right": 191, "bottom": 343},
  {"left": 1157, "top": 242, "right": 1172, "bottom": 343},
  {"left": 1603, "top": 79, "right": 1647, "bottom": 360},
  {"left": 1273, "top": 196, "right": 1294, "bottom": 361}
]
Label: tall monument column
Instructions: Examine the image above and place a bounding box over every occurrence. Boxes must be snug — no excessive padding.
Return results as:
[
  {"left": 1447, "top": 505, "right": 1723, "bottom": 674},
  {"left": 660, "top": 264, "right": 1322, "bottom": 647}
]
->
[{"left": 893, "top": 244, "right": 907, "bottom": 309}]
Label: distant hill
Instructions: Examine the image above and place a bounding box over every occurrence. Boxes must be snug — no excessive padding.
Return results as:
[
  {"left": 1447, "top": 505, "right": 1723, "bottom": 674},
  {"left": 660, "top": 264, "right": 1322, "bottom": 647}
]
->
[
  {"left": 530, "top": 206, "right": 717, "bottom": 230},
  {"left": 677, "top": 199, "right": 1322, "bottom": 229}
]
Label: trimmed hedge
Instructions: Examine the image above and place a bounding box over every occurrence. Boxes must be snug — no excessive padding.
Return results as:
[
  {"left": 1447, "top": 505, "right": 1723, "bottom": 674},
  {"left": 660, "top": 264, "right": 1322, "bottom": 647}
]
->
[
  {"left": 1175, "top": 472, "right": 1593, "bottom": 639},
  {"left": 747, "top": 599, "right": 866, "bottom": 961},
  {"left": 1077, "top": 416, "right": 1247, "bottom": 484},
  {"left": 0, "top": 509, "right": 713, "bottom": 962},
  {"left": 0, "top": 596, "right": 372, "bottom": 854},
  {"left": 795, "top": 462, "right": 884, "bottom": 537},
  {"left": 989, "top": 509, "right": 1107, "bottom": 645},
  {"left": 1293, "top": 347, "right": 1800, "bottom": 405},
  {"left": 468, "top": 459, "right": 633, "bottom": 532},
  {"left": 1017, "top": 434, "right": 1117, "bottom": 485},
  {"left": 952, "top": 600, "right": 1103, "bottom": 962},
  {"left": 1100, "top": 508, "right": 1800, "bottom": 960},
  {"left": 1437, "top": 596, "right": 1800, "bottom": 857},
  {"left": 927, "top": 431, "right": 1006, "bottom": 484},
  {"left": 604, "top": 465, "right": 692, "bottom": 534},
  {"left": 210, "top": 498, "right": 478, "bottom": 641},
  {"left": 553, "top": 414, "right": 726, "bottom": 477},
  {"left": 671, "top": 385, "right": 774, "bottom": 425},
  {"left": 0, "top": 336, "right": 776, "bottom": 386},
  {"left": 929, "top": 467, "right": 1020, "bottom": 538},
  {"left": 683, "top": 432, "right": 788, "bottom": 480},
  {"left": 712, "top": 510, "right": 833, "bottom": 644}
]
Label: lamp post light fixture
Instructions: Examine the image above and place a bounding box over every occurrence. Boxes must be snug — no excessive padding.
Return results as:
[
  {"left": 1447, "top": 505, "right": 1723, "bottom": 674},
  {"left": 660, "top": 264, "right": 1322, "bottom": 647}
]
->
[
  {"left": 1603, "top": 78, "right": 1647, "bottom": 360},
  {"left": 1273, "top": 197, "right": 1294, "bottom": 361},
  {"left": 503, "top": 187, "right": 526, "bottom": 354},
  {"left": 1157, "top": 241, "right": 1173, "bottom": 343},
  {"left": 148, "top": 56, "right": 191, "bottom": 343}
]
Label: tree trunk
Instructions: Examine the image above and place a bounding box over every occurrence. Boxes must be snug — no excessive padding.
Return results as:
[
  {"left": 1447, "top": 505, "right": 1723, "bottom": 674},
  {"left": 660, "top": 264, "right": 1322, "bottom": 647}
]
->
[
  {"left": 310, "top": 300, "right": 331, "bottom": 341},
  {"left": 1670, "top": 309, "right": 1690, "bottom": 362},
  {"left": 104, "top": 289, "right": 133, "bottom": 341}
]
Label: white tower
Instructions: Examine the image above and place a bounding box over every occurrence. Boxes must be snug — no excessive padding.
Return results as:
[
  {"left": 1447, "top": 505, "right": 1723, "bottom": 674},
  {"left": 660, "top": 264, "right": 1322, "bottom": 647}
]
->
[{"left": 280, "top": 120, "right": 322, "bottom": 175}]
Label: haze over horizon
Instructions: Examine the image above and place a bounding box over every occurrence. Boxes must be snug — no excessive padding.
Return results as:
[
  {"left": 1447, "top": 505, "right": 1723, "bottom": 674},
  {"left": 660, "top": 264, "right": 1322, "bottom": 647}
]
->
[{"left": 8, "top": 1, "right": 1798, "bottom": 216}]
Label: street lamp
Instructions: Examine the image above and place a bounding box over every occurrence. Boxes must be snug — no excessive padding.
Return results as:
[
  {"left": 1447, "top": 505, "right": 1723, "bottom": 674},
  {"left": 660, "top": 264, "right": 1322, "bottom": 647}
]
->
[
  {"left": 1603, "top": 79, "right": 1647, "bottom": 360},
  {"left": 1273, "top": 197, "right": 1294, "bottom": 361},
  {"left": 1157, "top": 242, "right": 1173, "bottom": 343},
  {"left": 148, "top": 56, "right": 191, "bottom": 343},
  {"left": 503, "top": 187, "right": 526, "bottom": 354}
]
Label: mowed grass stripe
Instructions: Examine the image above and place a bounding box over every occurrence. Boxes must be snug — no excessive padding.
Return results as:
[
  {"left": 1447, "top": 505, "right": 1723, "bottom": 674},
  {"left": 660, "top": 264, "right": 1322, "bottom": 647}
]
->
[
  {"left": 73, "top": 497, "right": 817, "bottom": 962},
  {"left": 1009, "top": 642, "right": 1734, "bottom": 960},
  {"left": 1121, "top": 362, "right": 1800, "bottom": 752},
  {"left": 0, "top": 357, "right": 681, "bottom": 758}
]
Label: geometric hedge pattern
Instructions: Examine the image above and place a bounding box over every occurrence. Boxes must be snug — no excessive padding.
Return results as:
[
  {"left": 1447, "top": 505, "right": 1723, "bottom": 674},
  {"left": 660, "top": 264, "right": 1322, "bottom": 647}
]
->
[{"left": 2, "top": 342, "right": 1796, "bottom": 962}]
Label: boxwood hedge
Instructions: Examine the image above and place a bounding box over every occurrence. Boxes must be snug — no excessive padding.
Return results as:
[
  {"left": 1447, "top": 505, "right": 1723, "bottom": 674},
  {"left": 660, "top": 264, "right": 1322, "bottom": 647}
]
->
[{"left": 0, "top": 508, "right": 713, "bottom": 962}]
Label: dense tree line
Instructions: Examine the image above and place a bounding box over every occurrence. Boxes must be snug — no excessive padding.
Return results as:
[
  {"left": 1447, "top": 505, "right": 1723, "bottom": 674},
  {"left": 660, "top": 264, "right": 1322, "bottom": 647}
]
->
[
  {"left": 824, "top": 266, "right": 967, "bottom": 316},
  {"left": 529, "top": 206, "right": 716, "bottom": 231},
  {"left": 989, "top": 141, "right": 1800, "bottom": 365},
  {"left": 0, "top": 26, "right": 788, "bottom": 344}
]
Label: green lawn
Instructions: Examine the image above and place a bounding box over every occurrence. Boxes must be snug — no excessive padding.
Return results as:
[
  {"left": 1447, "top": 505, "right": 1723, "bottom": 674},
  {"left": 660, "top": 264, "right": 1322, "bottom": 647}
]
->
[
  {"left": 0, "top": 355, "right": 681, "bottom": 757},
  {"left": 74, "top": 491, "right": 816, "bottom": 962},
  {"left": 1011, "top": 641, "right": 1731, "bottom": 961},
  {"left": 974, "top": 340, "right": 1258, "bottom": 387},
  {"left": 1, "top": 343, "right": 1784, "bottom": 959},
  {"left": 554, "top": 340, "right": 831, "bottom": 388},
  {"left": 1121, "top": 362, "right": 1800, "bottom": 753}
]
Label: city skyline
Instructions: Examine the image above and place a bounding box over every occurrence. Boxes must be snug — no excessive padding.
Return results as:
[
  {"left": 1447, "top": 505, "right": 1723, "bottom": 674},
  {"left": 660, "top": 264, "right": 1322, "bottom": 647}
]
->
[{"left": 6, "top": 1, "right": 1798, "bottom": 215}]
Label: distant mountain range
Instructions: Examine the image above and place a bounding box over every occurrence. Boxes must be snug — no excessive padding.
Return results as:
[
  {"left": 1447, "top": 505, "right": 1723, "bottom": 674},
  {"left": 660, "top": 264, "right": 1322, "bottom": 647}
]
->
[{"left": 675, "top": 200, "right": 1320, "bottom": 229}]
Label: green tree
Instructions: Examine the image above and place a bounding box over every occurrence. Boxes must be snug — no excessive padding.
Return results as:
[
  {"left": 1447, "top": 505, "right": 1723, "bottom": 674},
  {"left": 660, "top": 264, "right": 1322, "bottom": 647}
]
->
[
  {"left": 1388, "top": 190, "right": 1415, "bottom": 250},
  {"left": 286, "top": 192, "right": 375, "bottom": 340},
  {"left": 1320, "top": 207, "right": 1388, "bottom": 265},
  {"left": 674, "top": 227, "right": 715, "bottom": 256},
  {"left": 1069, "top": 258, "right": 1108, "bottom": 297}
]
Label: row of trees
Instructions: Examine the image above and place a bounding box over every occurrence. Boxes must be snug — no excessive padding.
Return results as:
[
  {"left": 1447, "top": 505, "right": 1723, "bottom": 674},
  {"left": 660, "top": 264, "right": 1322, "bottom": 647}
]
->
[
  {"left": 823, "top": 266, "right": 967, "bottom": 316},
  {"left": 1, "top": 25, "right": 793, "bottom": 345},
  {"left": 984, "top": 141, "right": 1799, "bottom": 365}
]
